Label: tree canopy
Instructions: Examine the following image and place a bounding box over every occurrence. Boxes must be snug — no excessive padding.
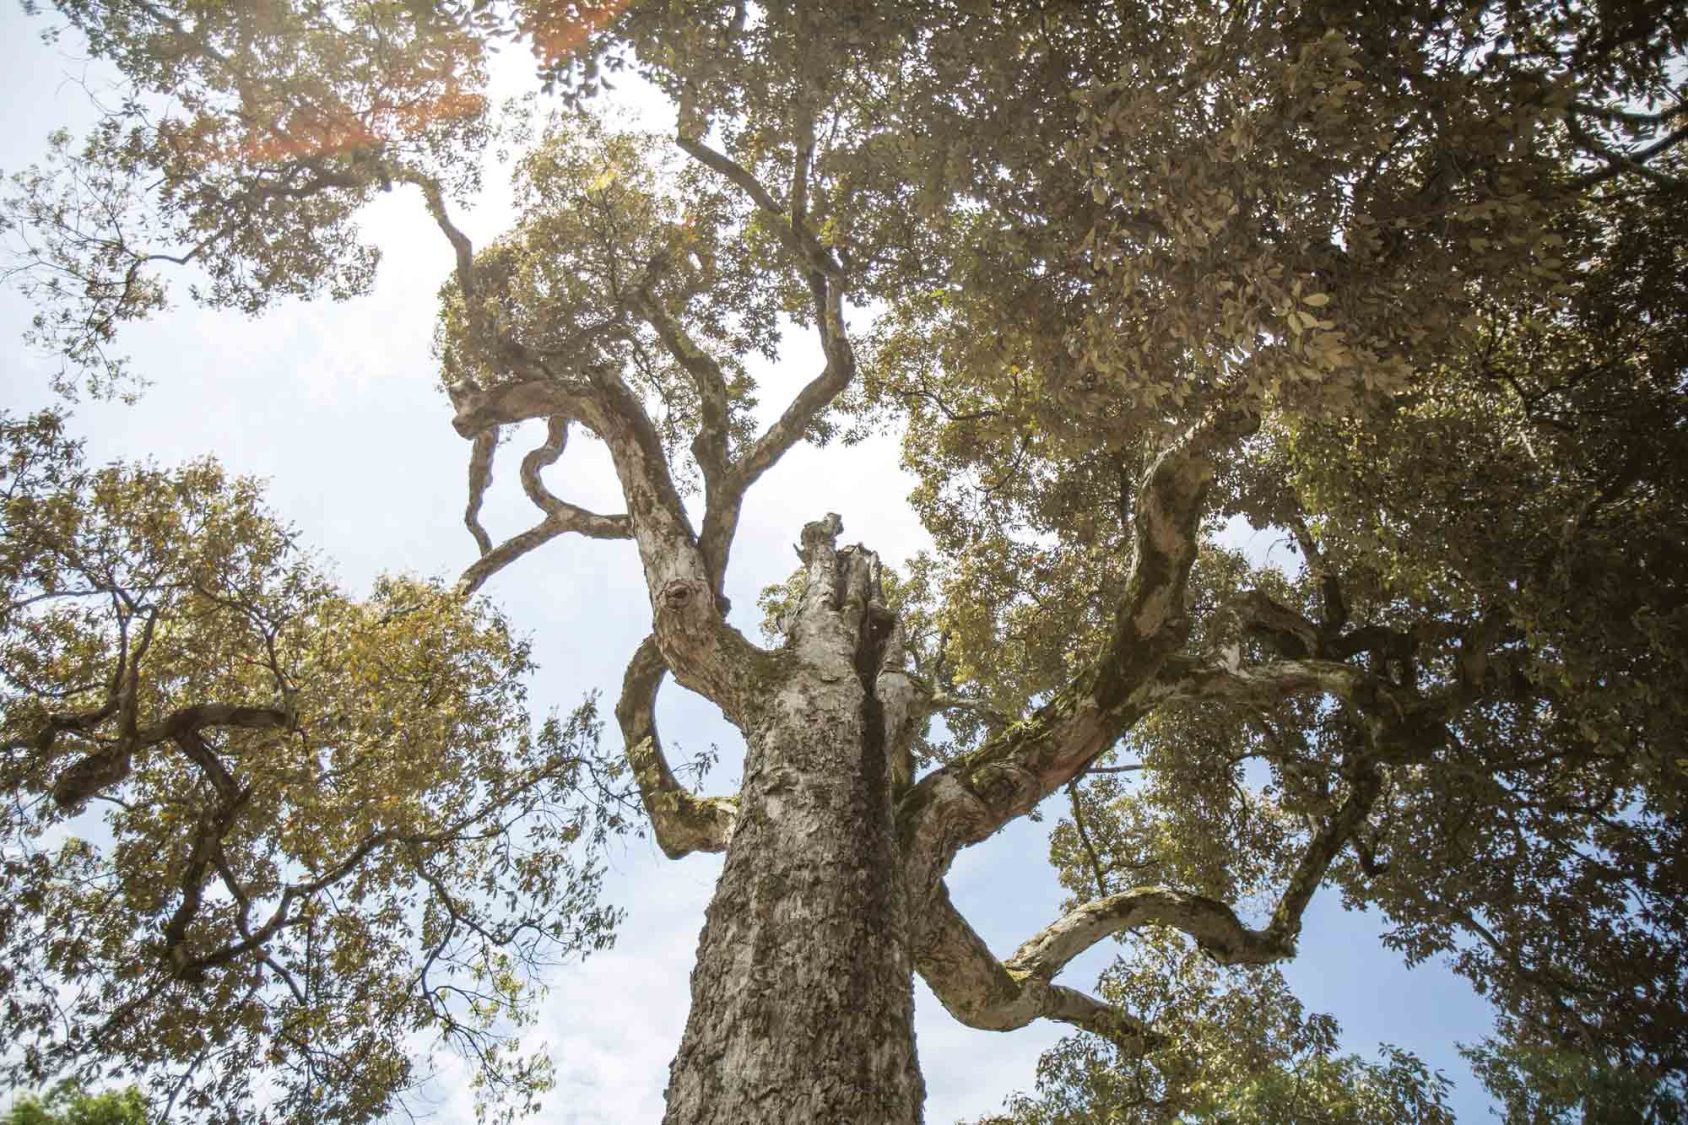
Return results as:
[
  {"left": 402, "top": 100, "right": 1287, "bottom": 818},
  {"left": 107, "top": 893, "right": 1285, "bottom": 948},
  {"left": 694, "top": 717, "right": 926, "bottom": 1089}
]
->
[
  {"left": 2, "top": 0, "right": 1685, "bottom": 1121},
  {"left": 0, "top": 410, "right": 625, "bottom": 1120}
]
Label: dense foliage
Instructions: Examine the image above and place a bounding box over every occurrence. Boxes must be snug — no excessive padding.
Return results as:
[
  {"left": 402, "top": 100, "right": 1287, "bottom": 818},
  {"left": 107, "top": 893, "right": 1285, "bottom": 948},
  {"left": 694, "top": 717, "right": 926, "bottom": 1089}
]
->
[
  {"left": 2, "top": 0, "right": 1684, "bottom": 1121},
  {"left": 0, "top": 413, "right": 625, "bottom": 1121}
]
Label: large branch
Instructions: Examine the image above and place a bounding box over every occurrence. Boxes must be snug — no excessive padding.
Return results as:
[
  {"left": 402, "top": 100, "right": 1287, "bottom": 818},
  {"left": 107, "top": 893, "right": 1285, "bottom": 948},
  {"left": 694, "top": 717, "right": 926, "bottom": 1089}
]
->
[
  {"left": 453, "top": 371, "right": 772, "bottom": 726},
  {"left": 914, "top": 761, "right": 1381, "bottom": 1052},
  {"left": 630, "top": 291, "right": 731, "bottom": 490},
  {"left": 1163, "top": 653, "right": 1454, "bottom": 769},
  {"left": 729, "top": 276, "right": 854, "bottom": 491},
  {"left": 898, "top": 408, "right": 1257, "bottom": 889},
  {"left": 1230, "top": 589, "right": 1415, "bottom": 665},
  {"left": 614, "top": 636, "right": 736, "bottom": 859},
  {"left": 1010, "top": 765, "right": 1383, "bottom": 980},
  {"left": 912, "top": 879, "right": 1156, "bottom": 1051},
  {"left": 405, "top": 172, "right": 475, "bottom": 293},
  {"left": 50, "top": 702, "right": 292, "bottom": 809},
  {"left": 450, "top": 376, "right": 597, "bottom": 435},
  {"left": 628, "top": 289, "right": 739, "bottom": 587},
  {"left": 670, "top": 133, "right": 857, "bottom": 590},
  {"left": 579, "top": 367, "right": 777, "bottom": 725},
  {"left": 458, "top": 506, "right": 632, "bottom": 595}
]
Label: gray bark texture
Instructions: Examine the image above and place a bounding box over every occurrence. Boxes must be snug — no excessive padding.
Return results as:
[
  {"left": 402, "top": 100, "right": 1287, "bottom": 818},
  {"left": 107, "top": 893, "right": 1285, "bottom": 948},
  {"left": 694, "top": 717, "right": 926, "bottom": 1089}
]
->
[{"left": 662, "top": 519, "right": 924, "bottom": 1124}]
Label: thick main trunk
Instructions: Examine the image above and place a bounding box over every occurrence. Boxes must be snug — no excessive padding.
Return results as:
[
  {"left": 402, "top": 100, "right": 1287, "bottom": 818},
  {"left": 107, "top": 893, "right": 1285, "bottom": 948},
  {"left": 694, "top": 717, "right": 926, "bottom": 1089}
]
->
[{"left": 662, "top": 538, "right": 923, "bottom": 1123}]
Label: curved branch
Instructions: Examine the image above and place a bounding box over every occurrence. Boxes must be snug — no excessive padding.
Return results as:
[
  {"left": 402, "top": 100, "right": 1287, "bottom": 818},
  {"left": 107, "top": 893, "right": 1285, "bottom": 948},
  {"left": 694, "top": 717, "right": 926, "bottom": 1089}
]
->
[
  {"left": 464, "top": 428, "right": 496, "bottom": 556},
  {"left": 1011, "top": 766, "right": 1383, "bottom": 979},
  {"left": 729, "top": 275, "right": 854, "bottom": 492},
  {"left": 1163, "top": 656, "right": 1447, "bottom": 764},
  {"left": 630, "top": 291, "right": 731, "bottom": 489},
  {"left": 518, "top": 414, "right": 571, "bottom": 512},
  {"left": 912, "top": 880, "right": 1156, "bottom": 1051},
  {"left": 403, "top": 172, "right": 475, "bottom": 293},
  {"left": 455, "top": 413, "right": 632, "bottom": 595},
  {"left": 162, "top": 785, "right": 252, "bottom": 981},
  {"left": 614, "top": 636, "right": 735, "bottom": 859},
  {"left": 898, "top": 407, "right": 1258, "bottom": 890},
  {"left": 450, "top": 378, "right": 596, "bottom": 438}
]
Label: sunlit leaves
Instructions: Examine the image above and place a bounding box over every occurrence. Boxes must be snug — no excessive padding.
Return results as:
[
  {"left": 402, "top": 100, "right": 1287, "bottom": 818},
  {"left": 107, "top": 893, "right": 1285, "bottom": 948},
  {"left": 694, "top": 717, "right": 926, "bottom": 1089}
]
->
[
  {"left": 977, "top": 932, "right": 1454, "bottom": 1124},
  {"left": 0, "top": 412, "right": 626, "bottom": 1123},
  {"left": 435, "top": 113, "right": 785, "bottom": 473},
  {"left": 6, "top": 0, "right": 499, "bottom": 393}
]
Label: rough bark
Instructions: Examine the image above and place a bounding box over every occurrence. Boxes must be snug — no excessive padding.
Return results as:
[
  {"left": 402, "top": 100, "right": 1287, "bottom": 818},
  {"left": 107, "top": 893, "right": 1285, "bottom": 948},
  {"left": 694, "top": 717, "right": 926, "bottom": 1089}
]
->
[{"left": 662, "top": 517, "right": 923, "bottom": 1125}]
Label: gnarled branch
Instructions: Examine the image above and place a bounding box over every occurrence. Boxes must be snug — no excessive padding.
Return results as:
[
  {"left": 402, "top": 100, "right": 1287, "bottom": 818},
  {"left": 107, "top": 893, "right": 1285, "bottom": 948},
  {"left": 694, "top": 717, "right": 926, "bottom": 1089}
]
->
[
  {"left": 1011, "top": 765, "right": 1383, "bottom": 979},
  {"left": 898, "top": 407, "right": 1258, "bottom": 890},
  {"left": 456, "top": 414, "right": 633, "bottom": 596},
  {"left": 614, "top": 636, "right": 736, "bottom": 859},
  {"left": 464, "top": 428, "right": 497, "bottom": 556},
  {"left": 912, "top": 880, "right": 1156, "bottom": 1051}
]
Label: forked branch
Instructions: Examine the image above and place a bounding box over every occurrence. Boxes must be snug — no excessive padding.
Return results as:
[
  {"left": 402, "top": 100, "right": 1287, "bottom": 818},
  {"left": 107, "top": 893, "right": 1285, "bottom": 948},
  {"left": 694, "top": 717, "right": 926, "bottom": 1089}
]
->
[
  {"left": 666, "top": 131, "right": 857, "bottom": 588},
  {"left": 898, "top": 407, "right": 1258, "bottom": 888}
]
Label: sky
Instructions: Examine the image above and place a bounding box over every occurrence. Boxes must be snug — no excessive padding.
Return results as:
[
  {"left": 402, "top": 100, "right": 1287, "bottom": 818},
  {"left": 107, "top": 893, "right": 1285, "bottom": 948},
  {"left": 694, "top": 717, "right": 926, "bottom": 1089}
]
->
[{"left": 0, "top": 6, "right": 1502, "bottom": 1122}]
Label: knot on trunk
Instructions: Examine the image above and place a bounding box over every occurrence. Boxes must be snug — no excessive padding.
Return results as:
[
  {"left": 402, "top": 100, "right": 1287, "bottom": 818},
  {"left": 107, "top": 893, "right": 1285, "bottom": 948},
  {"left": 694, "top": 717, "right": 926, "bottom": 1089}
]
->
[
  {"left": 656, "top": 577, "right": 720, "bottom": 634},
  {"left": 660, "top": 577, "right": 699, "bottom": 608}
]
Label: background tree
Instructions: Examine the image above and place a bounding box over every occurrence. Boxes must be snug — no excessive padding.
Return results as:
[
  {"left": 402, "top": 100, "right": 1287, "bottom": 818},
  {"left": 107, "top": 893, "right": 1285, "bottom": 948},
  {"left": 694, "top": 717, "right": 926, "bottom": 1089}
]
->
[
  {"left": 2, "top": 1082, "right": 147, "bottom": 1125},
  {"left": 2, "top": 0, "right": 1685, "bottom": 1122},
  {"left": 0, "top": 410, "right": 624, "bottom": 1121}
]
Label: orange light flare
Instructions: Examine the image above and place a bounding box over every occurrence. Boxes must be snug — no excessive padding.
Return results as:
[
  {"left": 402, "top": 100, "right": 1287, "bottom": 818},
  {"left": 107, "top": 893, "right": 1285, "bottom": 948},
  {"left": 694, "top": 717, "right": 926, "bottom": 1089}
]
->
[
  {"left": 202, "top": 0, "right": 632, "bottom": 172},
  {"left": 527, "top": 0, "right": 631, "bottom": 70},
  {"left": 231, "top": 85, "right": 489, "bottom": 167}
]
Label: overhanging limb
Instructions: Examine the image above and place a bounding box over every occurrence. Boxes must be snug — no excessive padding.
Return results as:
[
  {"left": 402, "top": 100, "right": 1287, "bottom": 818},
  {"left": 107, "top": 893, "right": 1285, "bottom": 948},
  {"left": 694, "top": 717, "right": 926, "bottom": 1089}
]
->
[{"left": 615, "top": 636, "right": 736, "bottom": 859}]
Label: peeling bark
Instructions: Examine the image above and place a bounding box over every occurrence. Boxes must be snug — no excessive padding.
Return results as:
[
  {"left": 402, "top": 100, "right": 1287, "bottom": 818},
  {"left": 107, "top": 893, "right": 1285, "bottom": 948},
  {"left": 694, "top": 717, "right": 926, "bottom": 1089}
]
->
[{"left": 662, "top": 517, "right": 923, "bottom": 1124}]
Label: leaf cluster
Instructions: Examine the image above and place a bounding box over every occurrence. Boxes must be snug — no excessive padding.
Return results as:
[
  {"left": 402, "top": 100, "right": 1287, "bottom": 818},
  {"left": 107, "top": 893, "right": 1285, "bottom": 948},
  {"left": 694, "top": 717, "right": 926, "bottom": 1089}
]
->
[{"left": 0, "top": 413, "right": 629, "bottom": 1123}]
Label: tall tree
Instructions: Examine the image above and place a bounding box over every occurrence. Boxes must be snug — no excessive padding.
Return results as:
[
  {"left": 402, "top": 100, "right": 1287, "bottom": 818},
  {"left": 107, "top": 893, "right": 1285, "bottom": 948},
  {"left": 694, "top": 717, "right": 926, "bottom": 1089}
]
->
[{"left": 3, "top": 1, "right": 1685, "bottom": 1122}]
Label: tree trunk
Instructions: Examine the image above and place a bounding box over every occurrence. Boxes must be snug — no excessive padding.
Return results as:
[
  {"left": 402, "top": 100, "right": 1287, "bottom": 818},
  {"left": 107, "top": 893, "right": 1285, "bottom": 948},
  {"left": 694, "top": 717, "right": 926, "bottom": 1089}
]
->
[{"left": 662, "top": 531, "right": 924, "bottom": 1123}]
